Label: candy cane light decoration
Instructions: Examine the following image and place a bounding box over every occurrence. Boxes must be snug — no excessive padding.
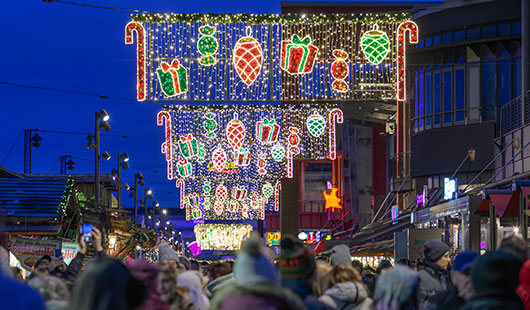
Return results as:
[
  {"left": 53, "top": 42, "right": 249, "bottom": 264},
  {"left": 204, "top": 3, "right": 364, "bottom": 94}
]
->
[
  {"left": 274, "top": 181, "right": 281, "bottom": 211},
  {"left": 157, "top": 111, "right": 174, "bottom": 179},
  {"left": 176, "top": 179, "right": 185, "bottom": 209},
  {"left": 329, "top": 108, "right": 343, "bottom": 160},
  {"left": 125, "top": 22, "right": 146, "bottom": 101},
  {"left": 287, "top": 127, "right": 301, "bottom": 178},
  {"left": 396, "top": 21, "right": 419, "bottom": 101}
]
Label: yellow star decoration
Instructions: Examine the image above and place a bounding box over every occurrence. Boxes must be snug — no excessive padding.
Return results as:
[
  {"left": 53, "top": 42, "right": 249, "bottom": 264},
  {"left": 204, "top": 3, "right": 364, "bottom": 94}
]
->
[{"left": 323, "top": 187, "right": 342, "bottom": 212}]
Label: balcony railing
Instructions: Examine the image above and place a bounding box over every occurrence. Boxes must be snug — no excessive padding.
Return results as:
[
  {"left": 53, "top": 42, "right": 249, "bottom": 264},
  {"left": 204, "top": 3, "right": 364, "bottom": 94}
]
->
[{"left": 501, "top": 91, "right": 530, "bottom": 136}]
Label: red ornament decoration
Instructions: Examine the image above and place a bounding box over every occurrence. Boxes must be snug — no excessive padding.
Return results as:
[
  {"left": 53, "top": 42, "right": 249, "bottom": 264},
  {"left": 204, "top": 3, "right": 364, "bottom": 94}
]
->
[
  {"left": 125, "top": 22, "right": 146, "bottom": 101},
  {"left": 274, "top": 181, "right": 281, "bottom": 212},
  {"left": 214, "top": 202, "right": 223, "bottom": 216},
  {"left": 397, "top": 21, "right": 419, "bottom": 101},
  {"left": 236, "top": 148, "right": 250, "bottom": 167},
  {"left": 216, "top": 184, "right": 228, "bottom": 203},
  {"left": 233, "top": 27, "right": 263, "bottom": 86},
  {"left": 331, "top": 49, "right": 349, "bottom": 93},
  {"left": 228, "top": 200, "right": 239, "bottom": 213},
  {"left": 157, "top": 111, "right": 174, "bottom": 180},
  {"left": 281, "top": 34, "right": 319, "bottom": 74},
  {"left": 329, "top": 108, "right": 344, "bottom": 160},
  {"left": 212, "top": 147, "right": 227, "bottom": 173},
  {"left": 256, "top": 118, "right": 280, "bottom": 143},
  {"left": 226, "top": 113, "right": 246, "bottom": 153},
  {"left": 257, "top": 154, "right": 267, "bottom": 175},
  {"left": 232, "top": 185, "right": 248, "bottom": 201}
]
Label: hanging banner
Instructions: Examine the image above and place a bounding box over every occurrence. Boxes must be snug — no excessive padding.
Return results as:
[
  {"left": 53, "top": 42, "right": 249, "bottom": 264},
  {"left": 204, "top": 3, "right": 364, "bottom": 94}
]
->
[
  {"left": 61, "top": 242, "right": 80, "bottom": 265},
  {"left": 8, "top": 237, "right": 62, "bottom": 270}
]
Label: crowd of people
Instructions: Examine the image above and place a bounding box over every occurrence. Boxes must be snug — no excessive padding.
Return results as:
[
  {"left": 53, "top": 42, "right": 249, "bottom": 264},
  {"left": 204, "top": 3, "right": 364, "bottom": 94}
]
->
[{"left": 1, "top": 229, "right": 530, "bottom": 310}]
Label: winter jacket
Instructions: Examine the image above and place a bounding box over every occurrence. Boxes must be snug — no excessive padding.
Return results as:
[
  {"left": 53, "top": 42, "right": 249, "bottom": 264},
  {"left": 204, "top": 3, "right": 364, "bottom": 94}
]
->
[
  {"left": 282, "top": 278, "right": 330, "bottom": 310},
  {"left": 517, "top": 260, "right": 530, "bottom": 310},
  {"left": 319, "top": 282, "right": 374, "bottom": 310},
  {"left": 208, "top": 273, "right": 235, "bottom": 295},
  {"left": 211, "top": 283, "right": 307, "bottom": 310},
  {"left": 417, "top": 262, "right": 451, "bottom": 303},
  {"left": 423, "top": 287, "right": 465, "bottom": 310},
  {"left": 0, "top": 274, "right": 45, "bottom": 310}
]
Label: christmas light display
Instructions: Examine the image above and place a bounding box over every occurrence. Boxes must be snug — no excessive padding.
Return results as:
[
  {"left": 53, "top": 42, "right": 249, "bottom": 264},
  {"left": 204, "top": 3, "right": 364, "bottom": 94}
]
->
[
  {"left": 226, "top": 114, "right": 246, "bottom": 153},
  {"left": 233, "top": 27, "right": 263, "bottom": 86},
  {"left": 125, "top": 22, "right": 146, "bottom": 101},
  {"left": 197, "top": 25, "right": 218, "bottom": 66},
  {"left": 331, "top": 50, "right": 349, "bottom": 93},
  {"left": 126, "top": 14, "right": 416, "bottom": 102},
  {"left": 256, "top": 118, "right": 280, "bottom": 143},
  {"left": 329, "top": 108, "right": 344, "bottom": 160},
  {"left": 361, "top": 25, "right": 391, "bottom": 65},
  {"left": 212, "top": 148, "right": 228, "bottom": 173},
  {"left": 274, "top": 181, "right": 281, "bottom": 211},
  {"left": 178, "top": 134, "right": 199, "bottom": 159},
  {"left": 281, "top": 34, "right": 318, "bottom": 75},
  {"left": 156, "top": 59, "right": 188, "bottom": 97},
  {"left": 271, "top": 144, "right": 285, "bottom": 162},
  {"left": 262, "top": 182, "right": 274, "bottom": 200},
  {"left": 203, "top": 112, "right": 217, "bottom": 138},
  {"left": 396, "top": 21, "right": 418, "bottom": 101},
  {"left": 176, "top": 179, "right": 185, "bottom": 209},
  {"left": 323, "top": 186, "right": 342, "bottom": 212},
  {"left": 194, "top": 224, "right": 253, "bottom": 251},
  {"left": 157, "top": 111, "right": 174, "bottom": 179},
  {"left": 306, "top": 112, "right": 326, "bottom": 138},
  {"left": 286, "top": 127, "right": 301, "bottom": 178}
]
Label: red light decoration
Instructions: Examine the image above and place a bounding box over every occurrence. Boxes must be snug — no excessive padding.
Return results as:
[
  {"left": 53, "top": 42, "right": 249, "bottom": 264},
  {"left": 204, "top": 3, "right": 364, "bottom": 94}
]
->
[
  {"left": 125, "top": 22, "right": 146, "bottom": 101},
  {"left": 323, "top": 187, "right": 342, "bottom": 212},
  {"left": 280, "top": 34, "right": 318, "bottom": 74},
  {"left": 396, "top": 21, "right": 419, "bottom": 101},
  {"left": 233, "top": 27, "right": 263, "bottom": 86},
  {"left": 329, "top": 108, "right": 343, "bottom": 160},
  {"left": 331, "top": 49, "right": 349, "bottom": 93},
  {"left": 157, "top": 111, "right": 174, "bottom": 179}
]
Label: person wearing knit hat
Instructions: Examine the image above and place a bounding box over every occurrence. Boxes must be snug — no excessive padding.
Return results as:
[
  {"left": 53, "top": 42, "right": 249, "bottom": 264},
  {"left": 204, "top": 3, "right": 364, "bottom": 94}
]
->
[
  {"left": 279, "top": 235, "right": 328, "bottom": 310},
  {"left": 329, "top": 244, "right": 351, "bottom": 266},
  {"left": 417, "top": 240, "right": 452, "bottom": 305},
  {"left": 424, "top": 251, "right": 478, "bottom": 310},
  {"left": 211, "top": 233, "right": 305, "bottom": 310}
]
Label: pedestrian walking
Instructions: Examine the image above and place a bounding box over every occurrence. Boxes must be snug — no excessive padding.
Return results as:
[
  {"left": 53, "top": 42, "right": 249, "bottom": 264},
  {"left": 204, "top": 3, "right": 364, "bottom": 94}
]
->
[{"left": 417, "top": 240, "right": 452, "bottom": 303}]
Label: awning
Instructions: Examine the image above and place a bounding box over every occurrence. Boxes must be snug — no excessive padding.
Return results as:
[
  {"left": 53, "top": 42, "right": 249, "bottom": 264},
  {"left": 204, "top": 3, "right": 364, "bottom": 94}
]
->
[{"left": 481, "top": 189, "right": 521, "bottom": 217}]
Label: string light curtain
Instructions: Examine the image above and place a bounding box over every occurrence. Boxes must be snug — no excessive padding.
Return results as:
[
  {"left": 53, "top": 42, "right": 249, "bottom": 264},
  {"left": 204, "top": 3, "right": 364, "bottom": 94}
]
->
[{"left": 126, "top": 13, "right": 413, "bottom": 102}]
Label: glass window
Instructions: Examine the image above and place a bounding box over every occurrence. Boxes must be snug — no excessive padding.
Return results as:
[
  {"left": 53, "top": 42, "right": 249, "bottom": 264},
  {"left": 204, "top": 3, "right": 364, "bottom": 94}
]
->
[
  {"left": 419, "top": 40, "right": 424, "bottom": 49},
  {"left": 454, "top": 30, "right": 466, "bottom": 42},
  {"left": 498, "top": 59, "right": 511, "bottom": 110},
  {"left": 455, "top": 68, "right": 465, "bottom": 122},
  {"left": 415, "top": 71, "right": 419, "bottom": 130},
  {"left": 498, "top": 23, "right": 511, "bottom": 37},
  {"left": 513, "top": 57, "right": 522, "bottom": 99},
  {"left": 420, "top": 70, "right": 425, "bottom": 129},
  {"left": 468, "top": 65, "right": 480, "bottom": 121},
  {"left": 433, "top": 35, "right": 442, "bottom": 46},
  {"left": 482, "top": 61, "right": 496, "bottom": 121},
  {"left": 481, "top": 25, "right": 496, "bottom": 38},
  {"left": 425, "top": 37, "right": 432, "bottom": 47},
  {"left": 426, "top": 73, "right": 432, "bottom": 126},
  {"left": 512, "top": 22, "right": 521, "bottom": 35},
  {"left": 443, "top": 33, "right": 453, "bottom": 44},
  {"left": 468, "top": 27, "right": 480, "bottom": 40},
  {"left": 434, "top": 72, "right": 441, "bottom": 124},
  {"left": 443, "top": 70, "right": 453, "bottom": 124}
]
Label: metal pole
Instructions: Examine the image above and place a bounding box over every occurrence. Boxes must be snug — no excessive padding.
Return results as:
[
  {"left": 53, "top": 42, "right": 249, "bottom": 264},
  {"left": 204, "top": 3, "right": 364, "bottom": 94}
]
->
[
  {"left": 95, "top": 113, "right": 101, "bottom": 207},
  {"left": 23, "top": 129, "right": 34, "bottom": 174},
  {"left": 144, "top": 190, "right": 148, "bottom": 228},
  {"left": 134, "top": 175, "right": 138, "bottom": 227},
  {"left": 117, "top": 153, "right": 122, "bottom": 209},
  {"left": 489, "top": 200, "right": 497, "bottom": 251},
  {"left": 152, "top": 202, "right": 156, "bottom": 229},
  {"left": 60, "top": 156, "right": 66, "bottom": 175}
]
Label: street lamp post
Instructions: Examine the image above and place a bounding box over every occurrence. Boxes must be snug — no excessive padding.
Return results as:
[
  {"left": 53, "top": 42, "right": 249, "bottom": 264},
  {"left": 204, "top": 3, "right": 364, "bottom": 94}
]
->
[
  {"left": 59, "top": 155, "right": 75, "bottom": 175},
  {"left": 88, "top": 109, "right": 110, "bottom": 207},
  {"left": 143, "top": 188, "right": 153, "bottom": 227},
  {"left": 162, "top": 209, "right": 167, "bottom": 231},
  {"left": 113, "top": 153, "right": 130, "bottom": 209},
  {"left": 132, "top": 173, "right": 145, "bottom": 227},
  {"left": 23, "top": 129, "right": 42, "bottom": 174},
  {"left": 152, "top": 200, "right": 159, "bottom": 229}
]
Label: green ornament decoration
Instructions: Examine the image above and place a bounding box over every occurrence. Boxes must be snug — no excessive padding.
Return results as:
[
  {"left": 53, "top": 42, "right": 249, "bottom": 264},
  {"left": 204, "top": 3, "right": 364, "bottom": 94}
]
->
[
  {"left": 262, "top": 182, "right": 274, "bottom": 199},
  {"left": 197, "top": 25, "right": 218, "bottom": 66},
  {"left": 204, "top": 197, "right": 210, "bottom": 210},
  {"left": 192, "top": 207, "right": 203, "bottom": 220},
  {"left": 203, "top": 181, "right": 211, "bottom": 195},
  {"left": 197, "top": 143, "right": 206, "bottom": 163},
  {"left": 306, "top": 111, "right": 326, "bottom": 137},
  {"left": 271, "top": 144, "right": 286, "bottom": 162},
  {"left": 360, "top": 25, "right": 390, "bottom": 65},
  {"left": 203, "top": 112, "right": 217, "bottom": 138}
]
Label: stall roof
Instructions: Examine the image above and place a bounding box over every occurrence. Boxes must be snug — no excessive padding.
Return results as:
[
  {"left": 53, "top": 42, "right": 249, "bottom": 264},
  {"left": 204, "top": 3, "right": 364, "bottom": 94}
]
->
[{"left": 0, "top": 178, "right": 71, "bottom": 218}]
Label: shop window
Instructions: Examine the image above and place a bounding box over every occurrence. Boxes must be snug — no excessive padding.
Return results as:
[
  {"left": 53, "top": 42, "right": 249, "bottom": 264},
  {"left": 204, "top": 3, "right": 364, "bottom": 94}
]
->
[
  {"left": 468, "top": 65, "right": 480, "bottom": 121},
  {"left": 454, "top": 30, "right": 466, "bottom": 42},
  {"left": 482, "top": 61, "right": 497, "bottom": 121},
  {"left": 419, "top": 40, "right": 424, "bottom": 49},
  {"left": 443, "top": 33, "right": 453, "bottom": 44},
  {"left": 434, "top": 72, "right": 441, "bottom": 124},
  {"left": 468, "top": 27, "right": 480, "bottom": 40},
  {"left": 498, "top": 23, "right": 511, "bottom": 37},
  {"left": 443, "top": 70, "right": 453, "bottom": 124},
  {"left": 481, "top": 25, "right": 496, "bottom": 39},
  {"left": 455, "top": 68, "right": 465, "bottom": 122},
  {"left": 433, "top": 35, "right": 442, "bottom": 46},
  {"left": 426, "top": 73, "right": 432, "bottom": 126}
]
